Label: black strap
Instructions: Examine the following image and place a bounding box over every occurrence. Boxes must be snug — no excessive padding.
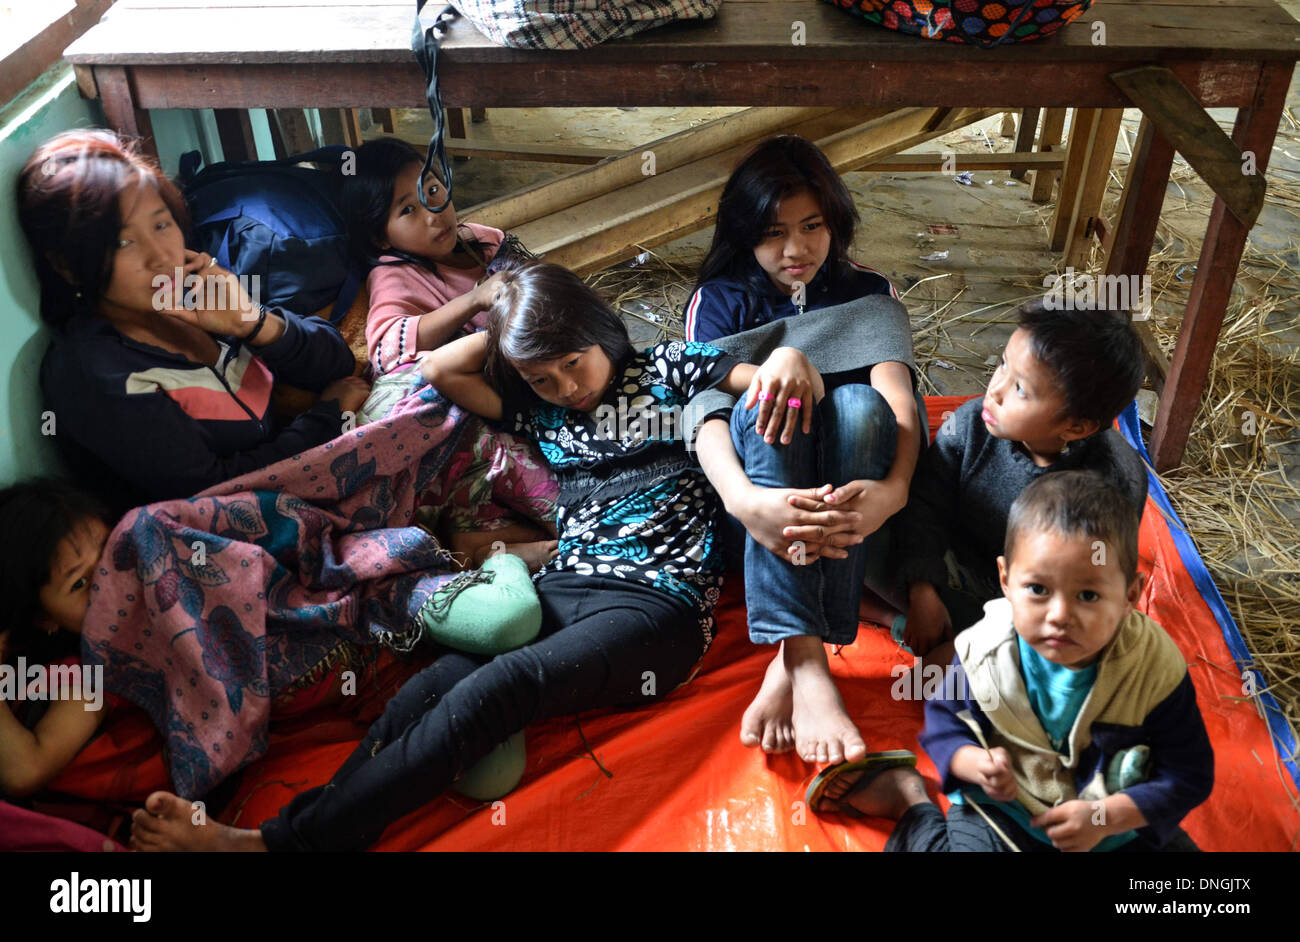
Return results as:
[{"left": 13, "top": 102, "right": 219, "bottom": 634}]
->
[{"left": 411, "top": 0, "right": 456, "bottom": 213}]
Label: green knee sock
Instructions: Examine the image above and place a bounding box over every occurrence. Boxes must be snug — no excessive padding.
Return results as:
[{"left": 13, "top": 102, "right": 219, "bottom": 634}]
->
[
  {"left": 418, "top": 552, "right": 542, "bottom": 655},
  {"left": 453, "top": 731, "right": 527, "bottom": 801}
]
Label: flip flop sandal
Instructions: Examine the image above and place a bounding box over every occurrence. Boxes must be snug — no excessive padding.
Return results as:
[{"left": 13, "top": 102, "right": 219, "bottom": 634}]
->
[{"left": 805, "top": 749, "right": 918, "bottom": 819}]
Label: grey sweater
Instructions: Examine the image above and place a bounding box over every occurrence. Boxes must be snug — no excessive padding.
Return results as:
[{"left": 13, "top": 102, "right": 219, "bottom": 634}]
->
[
  {"left": 686, "top": 294, "right": 918, "bottom": 441},
  {"left": 898, "top": 397, "right": 1149, "bottom": 595}
]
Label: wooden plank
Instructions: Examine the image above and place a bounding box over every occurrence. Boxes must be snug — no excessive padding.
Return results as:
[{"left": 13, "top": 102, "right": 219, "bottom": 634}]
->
[
  {"left": 1103, "top": 117, "right": 1176, "bottom": 283},
  {"left": 1063, "top": 108, "right": 1123, "bottom": 269},
  {"left": 1136, "top": 321, "right": 1170, "bottom": 396},
  {"left": 1011, "top": 107, "right": 1040, "bottom": 181},
  {"left": 1050, "top": 109, "right": 1098, "bottom": 252},
  {"left": 273, "top": 109, "right": 317, "bottom": 155},
  {"left": 1111, "top": 65, "right": 1268, "bottom": 228},
  {"left": 464, "top": 107, "right": 843, "bottom": 230},
  {"left": 1, "top": 0, "right": 113, "bottom": 104},
  {"left": 106, "top": 58, "right": 1267, "bottom": 111},
  {"left": 372, "top": 106, "right": 396, "bottom": 133},
  {"left": 470, "top": 108, "right": 487, "bottom": 124},
  {"left": 1150, "top": 61, "right": 1295, "bottom": 472},
  {"left": 318, "top": 108, "right": 361, "bottom": 147},
  {"left": 447, "top": 108, "right": 467, "bottom": 140},
  {"left": 863, "top": 152, "right": 1066, "bottom": 172},
  {"left": 96, "top": 65, "right": 156, "bottom": 156},
  {"left": 1030, "top": 107, "right": 1068, "bottom": 202},
  {"left": 445, "top": 140, "right": 623, "bottom": 164},
  {"left": 519, "top": 106, "right": 997, "bottom": 275},
  {"left": 63, "top": 1, "right": 1300, "bottom": 65},
  {"left": 214, "top": 108, "right": 257, "bottom": 161}
]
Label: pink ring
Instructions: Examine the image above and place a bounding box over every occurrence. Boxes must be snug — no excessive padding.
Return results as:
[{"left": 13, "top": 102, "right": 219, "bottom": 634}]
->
[
  {"left": 786, "top": 397, "right": 803, "bottom": 410},
  {"left": 757, "top": 391, "right": 772, "bottom": 402}
]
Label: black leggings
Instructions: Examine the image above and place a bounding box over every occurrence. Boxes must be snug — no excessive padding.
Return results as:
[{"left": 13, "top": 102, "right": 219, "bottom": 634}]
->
[
  {"left": 885, "top": 802, "right": 1200, "bottom": 853},
  {"left": 260, "top": 570, "right": 710, "bottom": 851}
]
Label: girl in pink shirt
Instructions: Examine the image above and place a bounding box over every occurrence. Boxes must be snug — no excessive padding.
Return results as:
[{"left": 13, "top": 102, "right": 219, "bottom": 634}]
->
[{"left": 342, "top": 138, "right": 508, "bottom": 376}]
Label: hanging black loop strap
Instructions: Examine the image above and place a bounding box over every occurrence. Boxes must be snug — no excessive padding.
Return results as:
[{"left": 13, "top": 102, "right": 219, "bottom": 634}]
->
[{"left": 411, "top": 0, "right": 458, "bottom": 213}]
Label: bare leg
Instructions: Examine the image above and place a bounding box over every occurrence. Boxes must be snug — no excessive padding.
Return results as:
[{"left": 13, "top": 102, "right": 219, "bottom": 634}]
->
[
  {"left": 129, "top": 792, "right": 266, "bottom": 853},
  {"left": 784, "top": 634, "right": 866, "bottom": 765},
  {"left": 739, "top": 643, "right": 795, "bottom": 754}
]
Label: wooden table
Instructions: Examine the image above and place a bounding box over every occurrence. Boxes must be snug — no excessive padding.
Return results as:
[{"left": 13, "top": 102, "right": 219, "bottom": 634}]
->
[{"left": 64, "top": 0, "right": 1300, "bottom": 471}]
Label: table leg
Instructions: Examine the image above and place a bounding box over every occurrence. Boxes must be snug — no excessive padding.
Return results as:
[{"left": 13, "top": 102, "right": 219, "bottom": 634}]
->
[
  {"left": 1011, "top": 107, "right": 1040, "bottom": 181},
  {"left": 1102, "top": 117, "right": 1177, "bottom": 392},
  {"left": 1063, "top": 108, "right": 1123, "bottom": 269},
  {"left": 214, "top": 109, "right": 257, "bottom": 162},
  {"left": 1149, "top": 61, "right": 1295, "bottom": 472},
  {"left": 1030, "top": 107, "right": 1067, "bottom": 203},
  {"left": 97, "top": 66, "right": 156, "bottom": 158},
  {"left": 1050, "top": 108, "right": 1098, "bottom": 252}
]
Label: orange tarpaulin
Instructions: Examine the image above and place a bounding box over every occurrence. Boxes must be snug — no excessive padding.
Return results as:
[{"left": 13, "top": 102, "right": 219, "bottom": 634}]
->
[{"left": 215, "top": 397, "right": 1300, "bottom": 851}]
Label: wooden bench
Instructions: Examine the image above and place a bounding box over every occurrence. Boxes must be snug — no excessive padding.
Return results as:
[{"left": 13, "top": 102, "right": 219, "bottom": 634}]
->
[{"left": 64, "top": 0, "right": 1300, "bottom": 471}]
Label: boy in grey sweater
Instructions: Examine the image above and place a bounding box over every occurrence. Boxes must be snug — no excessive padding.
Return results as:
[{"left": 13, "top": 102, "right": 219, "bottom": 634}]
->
[{"left": 899, "top": 301, "right": 1148, "bottom": 660}]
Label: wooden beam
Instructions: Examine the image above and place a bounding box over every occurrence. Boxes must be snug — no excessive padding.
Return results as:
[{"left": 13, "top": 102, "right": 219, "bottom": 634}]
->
[
  {"left": 318, "top": 108, "right": 362, "bottom": 147},
  {"left": 1111, "top": 65, "right": 1267, "bottom": 228},
  {"left": 1063, "top": 108, "right": 1123, "bottom": 269},
  {"left": 273, "top": 109, "right": 317, "bottom": 156},
  {"left": 516, "top": 106, "right": 997, "bottom": 276},
  {"left": 1030, "top": 107, "right": 1068, "bottom": 202},
  {"left": 1150, "top": 62, "right": 1293, "bottom": 472},
  {"left": 1103, "top": 117, "right": 1176, "bottom": 284},
  {"left": 1011, "top": 107, "right": 1040, "bottom": 181},
  {"left": 97, "top": 66, "right": 156, "bottom": 157},
  {"left": 1050, "top": 109, "right": 1099, "bottom": 252},
  {"left": 214, "top": 108, "right": 256, "bottom": 162},
  {"left": 446, "top": 140, "right": 623, "bottom": 164},
  {"left": 864, "top": 152, "right": 1065, "bottom": 172},
  {"left": 463, "top": 107, "right": 845, "bottom": 231}
]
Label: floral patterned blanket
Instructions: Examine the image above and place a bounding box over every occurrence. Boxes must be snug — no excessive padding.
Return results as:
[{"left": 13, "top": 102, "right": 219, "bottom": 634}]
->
[{"left": 80, "top": 388, "right": 472, "bottom": 797}]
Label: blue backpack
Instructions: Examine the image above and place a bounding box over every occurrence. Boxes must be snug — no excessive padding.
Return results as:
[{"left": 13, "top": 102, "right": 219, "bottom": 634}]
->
[{"left": 178, "top": 147, "right": 362, "bottom": 324}]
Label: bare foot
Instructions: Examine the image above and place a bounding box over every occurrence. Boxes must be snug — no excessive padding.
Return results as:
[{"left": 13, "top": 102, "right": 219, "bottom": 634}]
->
[
  {"left": 129, "top": 792, "right": 266, "bottom": 852},
  {"left": 739, "top": 647, "right": 795, "bottom": 754},
  {"left": 784, "top": 635, "right": 866, "bottom": 765},
  {"left": 824, "top": 766, "right": 931, "bottom": 819}
]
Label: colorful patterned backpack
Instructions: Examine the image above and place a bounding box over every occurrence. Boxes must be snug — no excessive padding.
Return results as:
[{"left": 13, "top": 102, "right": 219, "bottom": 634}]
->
[{"left": 822, "top": 0, "right": 1096, "bottom": 47}]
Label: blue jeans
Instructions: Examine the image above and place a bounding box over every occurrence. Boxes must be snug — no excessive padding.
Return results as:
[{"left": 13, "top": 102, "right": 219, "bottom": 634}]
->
[{"left": 726, "top": 383, "right": 922, "bottom": 645}]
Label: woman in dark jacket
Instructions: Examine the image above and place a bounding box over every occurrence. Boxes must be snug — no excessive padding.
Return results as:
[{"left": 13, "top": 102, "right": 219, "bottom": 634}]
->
[{"left": 17, "top": 130, "right": 368, "bottom": 512}]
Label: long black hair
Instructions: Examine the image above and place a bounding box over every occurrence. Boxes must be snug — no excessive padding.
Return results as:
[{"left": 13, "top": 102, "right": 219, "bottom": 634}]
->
[
  {"left": 0, "top": 478, "right": 111, "bottom": 665},
  {"left": 338, "top": 136, "right": 489, "bottom": 271},
  {"left": 483, "top": 260, "right": 633, "bottom": 405},
  {"left": 693, "top": 135, "right": 860, "bottom": 312},
  {"left": 16, "top": 129, "right": 191, "bottom": 330}
]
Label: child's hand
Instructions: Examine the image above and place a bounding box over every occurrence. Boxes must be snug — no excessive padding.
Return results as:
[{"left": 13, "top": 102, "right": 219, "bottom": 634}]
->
[
  {"left": 904, "top": 582, "right": 954, "bottom": 655},
  {"left": 787, "top": 478, "right": 907, "bottom": 545},
  {"left": 975, "top": 747, "right": 1017, "bottom": 803},
  {"left": 735, "top": 484, "right": 860, "bottom": 563},
  {"left": 745, "top": 347, "right": 823, "bottom": 445},
  {"left": 1032, "top": 800, "right": 1107, "bottom": 853},
  {"left": 161, "top": 250, "right": 262, "bottom": 337},
  {"left": 320, "top": 375, "right": 371, "bottom": 416},
  {"left": 472, "top": 271, "right": 507, "bottom": 310}
]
